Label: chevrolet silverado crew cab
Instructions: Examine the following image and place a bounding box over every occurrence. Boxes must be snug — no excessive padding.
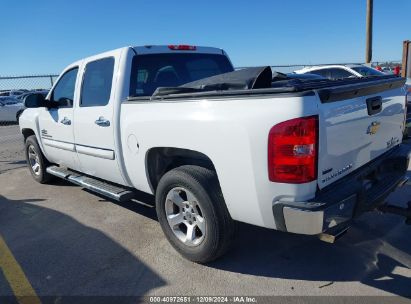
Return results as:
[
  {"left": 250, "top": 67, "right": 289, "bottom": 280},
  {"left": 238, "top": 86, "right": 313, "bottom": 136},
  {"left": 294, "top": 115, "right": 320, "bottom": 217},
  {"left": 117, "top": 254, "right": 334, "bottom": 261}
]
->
[{"left": 20, "top": 45, "right": 410, "bottom": 263}]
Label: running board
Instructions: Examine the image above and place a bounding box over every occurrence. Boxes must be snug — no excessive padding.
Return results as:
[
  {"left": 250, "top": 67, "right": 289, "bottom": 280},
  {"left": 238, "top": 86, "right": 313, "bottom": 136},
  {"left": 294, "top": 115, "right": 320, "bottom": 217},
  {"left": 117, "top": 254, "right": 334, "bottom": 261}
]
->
[{"left": 46, "top": 166, "right": 135, "bottom": 202}]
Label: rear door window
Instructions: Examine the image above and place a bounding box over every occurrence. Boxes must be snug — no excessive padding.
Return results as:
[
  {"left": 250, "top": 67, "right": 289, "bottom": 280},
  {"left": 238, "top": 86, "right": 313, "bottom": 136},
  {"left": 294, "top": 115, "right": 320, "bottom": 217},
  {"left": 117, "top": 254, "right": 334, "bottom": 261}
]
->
[{"left": 81, "top": 57, "right": 115, "bottom": 107}]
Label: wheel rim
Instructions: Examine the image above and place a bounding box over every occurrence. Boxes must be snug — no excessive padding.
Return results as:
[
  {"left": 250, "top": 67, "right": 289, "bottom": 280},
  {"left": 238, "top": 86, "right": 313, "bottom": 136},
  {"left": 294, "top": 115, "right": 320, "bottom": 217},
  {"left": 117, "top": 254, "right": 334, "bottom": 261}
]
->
[
  {"left": 28, "top": 145, "right": 41, "bottom": 176},
  {"left": 165, "top": 187, "right": 206, "bottom": 247}
]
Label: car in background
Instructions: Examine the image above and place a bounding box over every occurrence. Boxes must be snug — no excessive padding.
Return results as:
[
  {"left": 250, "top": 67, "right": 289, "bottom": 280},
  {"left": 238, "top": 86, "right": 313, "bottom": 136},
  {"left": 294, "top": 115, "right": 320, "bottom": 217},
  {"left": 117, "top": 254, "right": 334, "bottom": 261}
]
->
[
  {"left": 271, "top": 72, "right": 326, "bottom": 88},
  {"left": 17, "top": 90, "right": 49, "bottom": 102},
  {"left": 380, "top": 66, "right": 394, "bottom": 75},
  {"left": 0, "top": 97, "right": 26, "bottom": 122},
  {"left": 0, "top": 89, "right": 28, "bottom": 97},
  {"left": 285, "top": 73, "right": 325, "bottom": 80},
  {"left": 294, "top": 64, "right": 385, "bottom": 80}
]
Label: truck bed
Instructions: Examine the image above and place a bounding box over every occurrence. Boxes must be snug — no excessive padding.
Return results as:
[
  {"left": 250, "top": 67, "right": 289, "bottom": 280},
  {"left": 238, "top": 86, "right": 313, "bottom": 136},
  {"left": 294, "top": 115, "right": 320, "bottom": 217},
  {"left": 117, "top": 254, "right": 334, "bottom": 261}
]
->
[{"left": 127, "top": 73, "right": 405, "bottom": 103}]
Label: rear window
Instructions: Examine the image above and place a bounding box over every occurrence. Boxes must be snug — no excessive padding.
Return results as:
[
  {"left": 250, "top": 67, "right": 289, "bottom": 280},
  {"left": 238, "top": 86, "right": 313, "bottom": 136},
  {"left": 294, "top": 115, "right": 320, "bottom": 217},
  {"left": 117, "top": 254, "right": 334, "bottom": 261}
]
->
[
  {"left": 129, "top": 53, "right": 233, "bottom": 97},
  {"left": 351, "top": 66, "right": 385, "bottom": 77}
]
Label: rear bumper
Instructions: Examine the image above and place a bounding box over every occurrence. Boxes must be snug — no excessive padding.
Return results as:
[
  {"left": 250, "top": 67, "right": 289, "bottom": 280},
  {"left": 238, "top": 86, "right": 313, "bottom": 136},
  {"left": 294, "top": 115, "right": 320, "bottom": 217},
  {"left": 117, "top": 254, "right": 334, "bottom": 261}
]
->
[{"left": 273, "top": 144, "right": 411, "bottom": 235}]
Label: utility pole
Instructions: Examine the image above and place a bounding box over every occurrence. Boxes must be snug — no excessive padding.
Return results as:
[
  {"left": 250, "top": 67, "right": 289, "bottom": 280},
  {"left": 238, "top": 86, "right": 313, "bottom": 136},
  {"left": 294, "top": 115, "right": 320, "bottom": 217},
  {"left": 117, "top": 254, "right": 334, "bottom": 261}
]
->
[{"left": 365, "top": 0, "right": 373, "bottom": 65}]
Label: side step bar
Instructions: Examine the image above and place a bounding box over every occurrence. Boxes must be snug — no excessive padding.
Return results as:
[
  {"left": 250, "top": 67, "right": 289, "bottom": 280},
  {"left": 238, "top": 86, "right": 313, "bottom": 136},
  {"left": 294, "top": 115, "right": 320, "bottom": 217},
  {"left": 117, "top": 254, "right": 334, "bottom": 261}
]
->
[{"left": 46, "top": 166, "right": 135, "bottom": 202}]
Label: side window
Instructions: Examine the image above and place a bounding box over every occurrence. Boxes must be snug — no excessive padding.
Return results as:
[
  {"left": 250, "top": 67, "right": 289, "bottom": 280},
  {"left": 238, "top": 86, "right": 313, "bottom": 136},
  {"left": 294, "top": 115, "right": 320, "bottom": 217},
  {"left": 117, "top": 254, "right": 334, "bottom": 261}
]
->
[
  {"left": 308, "top": 69, "right": 329, "bottom": 78},
  {"left": 52, "top": 68, "right": 78, "bottom": 107},
  {"left": 328, "top": 68, "right": 353, "bottom": 80},
  {"left": 81, "top": 57, "right": 114, "bottom": 107}
]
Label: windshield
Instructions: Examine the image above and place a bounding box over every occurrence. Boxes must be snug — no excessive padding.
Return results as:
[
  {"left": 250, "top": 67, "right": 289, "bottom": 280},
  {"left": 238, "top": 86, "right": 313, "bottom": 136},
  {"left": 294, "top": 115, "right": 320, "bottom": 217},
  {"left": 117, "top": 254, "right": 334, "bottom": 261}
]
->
[
  {"left": 129, "top": 53, "right": 234, "bottom": 97},
  {"left": 351, "top": 66, "right": 385, "bottom": 77}
]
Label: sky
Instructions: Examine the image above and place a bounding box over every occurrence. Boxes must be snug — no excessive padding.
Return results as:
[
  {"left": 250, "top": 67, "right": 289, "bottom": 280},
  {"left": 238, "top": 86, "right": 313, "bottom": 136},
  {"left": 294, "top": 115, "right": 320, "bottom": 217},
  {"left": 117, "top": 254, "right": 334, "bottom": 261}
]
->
[{"left": 1, "top": 0, "right": 410, "bottom": 75}]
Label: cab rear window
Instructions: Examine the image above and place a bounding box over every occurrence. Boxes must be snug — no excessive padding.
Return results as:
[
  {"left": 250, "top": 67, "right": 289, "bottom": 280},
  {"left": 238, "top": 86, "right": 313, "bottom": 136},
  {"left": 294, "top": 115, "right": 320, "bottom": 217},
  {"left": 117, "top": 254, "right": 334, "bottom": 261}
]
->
[{"left": 129, "top": 53, "right": 233, "bottom": 97}]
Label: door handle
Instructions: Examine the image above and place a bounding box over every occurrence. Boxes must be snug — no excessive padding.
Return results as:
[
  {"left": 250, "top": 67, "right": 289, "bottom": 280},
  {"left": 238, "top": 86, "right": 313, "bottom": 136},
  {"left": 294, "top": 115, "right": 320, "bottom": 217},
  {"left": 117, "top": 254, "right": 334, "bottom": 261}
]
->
[
  {"left": 366, "top": 96, "right": 382, "bottom": 115},
  {"left": 60, "top": 117, "right": 71, "bottom": 125},
  {"left": 95, "top": 116, "right": 110, "bottom": 127}
]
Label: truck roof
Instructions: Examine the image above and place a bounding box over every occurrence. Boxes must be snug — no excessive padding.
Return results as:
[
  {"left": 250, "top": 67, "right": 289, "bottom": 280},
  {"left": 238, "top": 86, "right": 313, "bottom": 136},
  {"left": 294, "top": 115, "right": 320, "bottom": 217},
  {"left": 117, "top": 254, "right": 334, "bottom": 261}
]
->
[
  {"left": 59, "top": 45, "right": 227, "bottom": 76},
  {"left": 132, "top": 45, "right": 225, "bottom": 55}
]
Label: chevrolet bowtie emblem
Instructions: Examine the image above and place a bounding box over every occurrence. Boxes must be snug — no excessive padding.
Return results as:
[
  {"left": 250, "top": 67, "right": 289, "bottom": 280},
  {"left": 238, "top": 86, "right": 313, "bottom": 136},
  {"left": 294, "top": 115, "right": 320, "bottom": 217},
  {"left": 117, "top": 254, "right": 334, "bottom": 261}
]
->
[{"left": 367, "top": 121, "right": 381, "bottom": 135}]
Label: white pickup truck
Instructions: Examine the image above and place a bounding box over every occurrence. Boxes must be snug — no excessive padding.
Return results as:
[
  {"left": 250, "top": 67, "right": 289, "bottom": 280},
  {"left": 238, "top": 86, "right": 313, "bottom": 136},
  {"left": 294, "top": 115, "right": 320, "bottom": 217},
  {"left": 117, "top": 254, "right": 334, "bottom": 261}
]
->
[{"left": 20, "top": 45, "right": 410, "bottom": 263}]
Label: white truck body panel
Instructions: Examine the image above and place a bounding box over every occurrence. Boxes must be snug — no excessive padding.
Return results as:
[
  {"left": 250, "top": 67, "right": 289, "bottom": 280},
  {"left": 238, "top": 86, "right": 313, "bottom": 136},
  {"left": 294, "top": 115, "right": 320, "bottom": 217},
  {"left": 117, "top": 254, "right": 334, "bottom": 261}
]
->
[
  {"left": 120, "top": 95, "right": 319, "bottom": 228},
  {"left": 318, "top": 87, "right": 406, "bottom": 189},
  {"left": 72, "top": 48, "right": 126, "bottom": 185}
]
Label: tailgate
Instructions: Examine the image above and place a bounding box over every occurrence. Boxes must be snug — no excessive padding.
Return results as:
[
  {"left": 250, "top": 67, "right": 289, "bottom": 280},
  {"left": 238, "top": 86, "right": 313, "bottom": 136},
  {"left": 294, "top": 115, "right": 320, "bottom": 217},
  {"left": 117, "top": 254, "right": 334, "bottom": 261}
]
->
[{"left": 316, "top": 77, "right": 406, "bottom": 189}]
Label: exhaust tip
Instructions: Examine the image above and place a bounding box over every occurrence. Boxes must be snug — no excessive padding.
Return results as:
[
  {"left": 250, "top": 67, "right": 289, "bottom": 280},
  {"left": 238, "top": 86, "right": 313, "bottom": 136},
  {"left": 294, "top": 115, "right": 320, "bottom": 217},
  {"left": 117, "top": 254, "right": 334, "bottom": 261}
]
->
[{"left": 319, "top": 227, "right": 349, "bottom": 244}]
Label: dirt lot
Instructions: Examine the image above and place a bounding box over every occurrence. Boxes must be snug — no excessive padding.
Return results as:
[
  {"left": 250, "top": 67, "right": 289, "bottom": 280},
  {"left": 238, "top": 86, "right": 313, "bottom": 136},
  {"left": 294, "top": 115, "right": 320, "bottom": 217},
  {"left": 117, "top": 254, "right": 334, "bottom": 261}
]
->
[
  {"left": 0, "top": 124, "right": 25, "bottom": 174},
  {"left": 1, "top": 124, "right": 411, "bottom": 303}
]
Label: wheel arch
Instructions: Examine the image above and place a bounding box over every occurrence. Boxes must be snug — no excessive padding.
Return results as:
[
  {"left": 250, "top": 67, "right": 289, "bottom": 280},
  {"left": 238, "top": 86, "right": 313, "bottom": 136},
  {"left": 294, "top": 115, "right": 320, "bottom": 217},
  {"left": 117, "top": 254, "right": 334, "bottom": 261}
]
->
[
  {"left": 21, "top": 128, "right": 36, "bottom": 141},
  {"left": 145, "top": 147, "right": 218, "bottom": 193}
]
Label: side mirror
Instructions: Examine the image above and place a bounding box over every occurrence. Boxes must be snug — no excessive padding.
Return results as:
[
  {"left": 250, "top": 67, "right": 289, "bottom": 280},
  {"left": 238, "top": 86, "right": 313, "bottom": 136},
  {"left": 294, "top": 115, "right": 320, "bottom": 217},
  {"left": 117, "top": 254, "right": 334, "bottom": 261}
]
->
[{"left": 24, "top": 93, "right": 48, "bottom": 108}]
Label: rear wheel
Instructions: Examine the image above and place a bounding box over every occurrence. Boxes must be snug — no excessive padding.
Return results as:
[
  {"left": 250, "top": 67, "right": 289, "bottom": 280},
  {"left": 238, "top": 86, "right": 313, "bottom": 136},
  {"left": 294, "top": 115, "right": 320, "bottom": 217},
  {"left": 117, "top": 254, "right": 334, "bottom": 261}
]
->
[
  {"left": 25, "top": 135, "right": 53, "bottom": 183},
  {"left": 155, "top": 165, "right": 236, "bottom": 263}
]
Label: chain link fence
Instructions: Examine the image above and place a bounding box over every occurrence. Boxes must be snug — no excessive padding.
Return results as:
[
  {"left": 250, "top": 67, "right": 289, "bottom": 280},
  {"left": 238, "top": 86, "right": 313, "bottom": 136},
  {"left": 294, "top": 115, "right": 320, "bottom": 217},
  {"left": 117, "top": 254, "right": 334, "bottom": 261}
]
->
[{"left": 0, "top": 74, "right": 58, "bottom": 92}]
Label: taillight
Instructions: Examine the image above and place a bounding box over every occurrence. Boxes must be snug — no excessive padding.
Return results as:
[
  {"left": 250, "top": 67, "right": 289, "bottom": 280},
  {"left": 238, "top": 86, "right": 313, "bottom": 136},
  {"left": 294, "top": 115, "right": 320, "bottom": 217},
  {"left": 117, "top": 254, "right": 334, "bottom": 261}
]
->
[
  {"left": 168, "top": 45, "right": 197, "bottom": 51},
  {"left": 268, "top": 116, "right": 318, "bottom": 183}
]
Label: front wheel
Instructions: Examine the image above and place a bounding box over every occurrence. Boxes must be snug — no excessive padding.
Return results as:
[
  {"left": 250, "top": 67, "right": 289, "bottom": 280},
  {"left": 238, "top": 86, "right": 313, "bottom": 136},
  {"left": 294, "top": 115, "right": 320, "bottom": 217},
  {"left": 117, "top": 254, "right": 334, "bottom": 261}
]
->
[
  {"left": 155, "top": 165, "right": 236, "bottom": 263},
  {"left": 25, "top": 135, "right": 53, "bottom": 183}
]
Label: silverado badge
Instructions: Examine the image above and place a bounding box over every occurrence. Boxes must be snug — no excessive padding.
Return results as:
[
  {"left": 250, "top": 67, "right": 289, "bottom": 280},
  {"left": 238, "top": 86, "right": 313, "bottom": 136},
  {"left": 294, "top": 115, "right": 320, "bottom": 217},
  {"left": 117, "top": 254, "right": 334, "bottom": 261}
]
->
[{"left": 367, "top": 121, "right": 381, "bottom": 135}]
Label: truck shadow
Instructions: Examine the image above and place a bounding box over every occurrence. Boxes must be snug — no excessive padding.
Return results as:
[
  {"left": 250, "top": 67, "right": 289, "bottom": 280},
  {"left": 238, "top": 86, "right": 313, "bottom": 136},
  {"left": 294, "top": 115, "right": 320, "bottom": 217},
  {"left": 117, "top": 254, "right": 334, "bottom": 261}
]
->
[
  {"left": 0, "top": 195, "right": 166, "bottom": 301},
  {"left": 82, "top": 182, "right": 411, "bottom": 297},
  {"left": 208, "top": 203, "right": 411, "bottom": 296},
  {"left": 82, "top": 188, "right": 158, "bottom": 221}
]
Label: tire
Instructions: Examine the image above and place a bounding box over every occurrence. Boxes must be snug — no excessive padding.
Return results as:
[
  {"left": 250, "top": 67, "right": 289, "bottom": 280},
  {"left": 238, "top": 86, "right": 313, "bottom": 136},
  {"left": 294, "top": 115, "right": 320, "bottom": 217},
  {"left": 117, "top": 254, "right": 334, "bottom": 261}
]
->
[
  {"left": 25, "top": 135, "right": 53, "bottom": 184},
  {"left": 155, "top": 165, "right": 236, "bottom": 263}
]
